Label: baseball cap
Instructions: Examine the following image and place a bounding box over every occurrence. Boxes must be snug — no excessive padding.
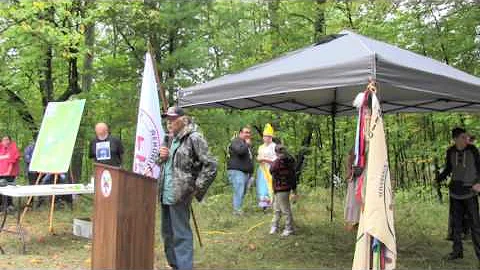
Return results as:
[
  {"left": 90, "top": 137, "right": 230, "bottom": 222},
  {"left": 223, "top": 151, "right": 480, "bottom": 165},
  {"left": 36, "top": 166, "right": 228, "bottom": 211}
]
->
[{"left": 162, "top": 106, "right": 185, "bottom": 118}]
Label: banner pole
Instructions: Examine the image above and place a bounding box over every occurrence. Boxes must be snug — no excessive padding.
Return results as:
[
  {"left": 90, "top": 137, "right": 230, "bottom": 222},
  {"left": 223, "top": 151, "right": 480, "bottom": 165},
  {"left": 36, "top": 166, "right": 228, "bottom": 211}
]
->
[
  {"left": 19, "top": 172, "right": 43, "bottom": 224},
  {"left": 48, "top": 174, "right": 59, "bottom": 233}
]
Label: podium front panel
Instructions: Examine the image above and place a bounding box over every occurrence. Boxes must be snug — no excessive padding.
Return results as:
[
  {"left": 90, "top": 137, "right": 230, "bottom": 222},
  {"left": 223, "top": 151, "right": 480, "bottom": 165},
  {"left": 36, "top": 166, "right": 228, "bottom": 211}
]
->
[
  {"left": 92, "top": 164, "right": 157, "bottom": 270},
  {"left": 115, "top": 169, "right": 157, "bottom": 269},
  {"left": 92, "top": 166, "right": 119, "bottom": 269}
]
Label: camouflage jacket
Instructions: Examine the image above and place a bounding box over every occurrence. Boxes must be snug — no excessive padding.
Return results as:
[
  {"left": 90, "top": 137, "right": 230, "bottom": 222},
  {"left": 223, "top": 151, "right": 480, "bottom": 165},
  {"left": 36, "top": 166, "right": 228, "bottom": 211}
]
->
[{"left": 158, "top": 122, "right": 217, "bottom": 204}]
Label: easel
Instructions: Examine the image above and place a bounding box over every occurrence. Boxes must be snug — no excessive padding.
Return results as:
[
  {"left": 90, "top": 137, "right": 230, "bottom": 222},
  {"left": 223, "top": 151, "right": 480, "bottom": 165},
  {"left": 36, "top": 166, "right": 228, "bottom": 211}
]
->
[
  {"left": 0, "top": 172, "right": 49, "bottom": 253},
  {"left": 20, "top": 172, "right": 62, "bottom": 233}
]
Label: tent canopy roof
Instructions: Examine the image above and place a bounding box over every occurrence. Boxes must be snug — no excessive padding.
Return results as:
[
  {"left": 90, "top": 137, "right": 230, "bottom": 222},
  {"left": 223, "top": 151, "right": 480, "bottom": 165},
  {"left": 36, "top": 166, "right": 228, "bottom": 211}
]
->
[{"left": 178, "top": 30, "right": 480, "bottom": 115}]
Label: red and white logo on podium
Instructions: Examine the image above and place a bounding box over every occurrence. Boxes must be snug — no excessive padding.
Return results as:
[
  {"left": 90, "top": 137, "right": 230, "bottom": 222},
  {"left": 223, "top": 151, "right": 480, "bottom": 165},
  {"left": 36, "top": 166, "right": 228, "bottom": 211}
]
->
[{"left": 101, "top": 170, "right": 112, "bottom": 198}]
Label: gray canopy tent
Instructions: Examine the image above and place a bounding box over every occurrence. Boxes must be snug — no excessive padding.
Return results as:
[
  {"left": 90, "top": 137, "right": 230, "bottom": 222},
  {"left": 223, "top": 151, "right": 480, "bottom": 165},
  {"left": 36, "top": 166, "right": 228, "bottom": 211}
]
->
[{"left": 178, "top": 30, "right": 480, "bottom": 220}]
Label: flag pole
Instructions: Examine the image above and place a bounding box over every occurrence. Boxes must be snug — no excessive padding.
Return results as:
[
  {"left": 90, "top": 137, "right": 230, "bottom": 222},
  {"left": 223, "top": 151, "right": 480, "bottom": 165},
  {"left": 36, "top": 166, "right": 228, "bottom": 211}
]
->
[
  {"left": 147, "top": 42, "right": 169, "bottom": 112},
  {"left": 147, "top": 41, "right": 203, "bottom": 247}
]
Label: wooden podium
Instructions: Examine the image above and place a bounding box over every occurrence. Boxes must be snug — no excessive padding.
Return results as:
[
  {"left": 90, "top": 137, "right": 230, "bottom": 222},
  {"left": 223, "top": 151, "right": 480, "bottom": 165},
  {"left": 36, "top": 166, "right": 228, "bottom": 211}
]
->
[{"left": 92, "top": 163, "right": 157, "bottom": 270}]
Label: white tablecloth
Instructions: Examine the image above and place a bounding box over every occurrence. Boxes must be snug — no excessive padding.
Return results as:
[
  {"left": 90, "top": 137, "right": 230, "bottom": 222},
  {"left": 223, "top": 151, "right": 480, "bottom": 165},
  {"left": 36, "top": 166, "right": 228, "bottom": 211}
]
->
[{"left": 0, "top": 184, "right": 94, "bottom": 197}]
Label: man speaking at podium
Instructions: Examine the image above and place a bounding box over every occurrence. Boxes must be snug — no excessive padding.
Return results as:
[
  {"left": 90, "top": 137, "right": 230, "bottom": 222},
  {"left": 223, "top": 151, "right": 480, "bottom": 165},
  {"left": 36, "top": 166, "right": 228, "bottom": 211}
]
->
[{"left": 158, "top": 107, "right": 217, "bottom": 270}]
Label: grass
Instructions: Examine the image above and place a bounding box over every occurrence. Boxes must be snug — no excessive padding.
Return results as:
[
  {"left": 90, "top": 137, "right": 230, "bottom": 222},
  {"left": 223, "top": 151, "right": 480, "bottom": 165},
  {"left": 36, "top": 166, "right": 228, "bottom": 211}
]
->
[{"left": 0, "top": 187, "right": 479, "bottom": 269}]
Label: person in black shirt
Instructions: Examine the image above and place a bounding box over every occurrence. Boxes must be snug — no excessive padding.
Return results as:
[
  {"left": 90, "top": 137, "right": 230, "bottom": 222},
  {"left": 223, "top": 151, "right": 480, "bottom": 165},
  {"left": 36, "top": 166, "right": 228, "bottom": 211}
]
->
[
  {"left": 437, "top": 127, "right": 480, "bottom": 261},
  {"left": 227, "top": 126, "right": 254, "bottom": 215},
  {"left": 89, "top": 123, "right": 124, "bottom": 167}
]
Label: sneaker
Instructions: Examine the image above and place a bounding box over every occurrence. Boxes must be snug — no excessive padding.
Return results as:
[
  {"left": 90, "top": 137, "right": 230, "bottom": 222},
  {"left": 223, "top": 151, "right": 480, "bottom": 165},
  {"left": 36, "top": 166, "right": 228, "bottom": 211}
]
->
[
  {"left": 269, "top": 226, "right": 277, "bottom": 234},
  {"left": 233, "top": 210, "right": 243, "bottom": 216},
  {"left": 446, "top": 252, "right": 463, "bottom": 260},
  {"left": 281, "top": 229, "right": 294, "bottom": 237}
]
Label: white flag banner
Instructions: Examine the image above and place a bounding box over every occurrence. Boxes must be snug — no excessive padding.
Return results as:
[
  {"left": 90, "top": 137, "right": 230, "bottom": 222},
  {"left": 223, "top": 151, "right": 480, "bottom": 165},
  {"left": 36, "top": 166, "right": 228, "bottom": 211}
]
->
[
  {"left": 133, "top": 52, "right": 165, "bottom": 178},
  {"left": 353, "top": 92, "right": 396, "bottom": 270}
]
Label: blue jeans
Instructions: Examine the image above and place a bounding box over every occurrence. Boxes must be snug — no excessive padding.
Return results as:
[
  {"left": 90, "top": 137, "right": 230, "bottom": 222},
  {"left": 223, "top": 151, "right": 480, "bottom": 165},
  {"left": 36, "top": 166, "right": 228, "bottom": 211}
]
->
[
  {"left": 161, "top": 202, "right": 193, "bottom": 270},
  {"left": 228, "top": 170, "right": 249, "bottom": 211}
]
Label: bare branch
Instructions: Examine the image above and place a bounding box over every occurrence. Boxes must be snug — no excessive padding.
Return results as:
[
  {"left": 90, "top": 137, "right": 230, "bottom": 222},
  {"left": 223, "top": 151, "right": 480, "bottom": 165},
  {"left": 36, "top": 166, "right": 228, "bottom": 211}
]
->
[
  {"left": 0, "top": 82, "right": 35, "bottom": 128},
  {"left": 288, "top": 12, "right": 315, "bottom": 25},
  {"left": 117, "top": 28, "right": 143, "bottom": 63}
]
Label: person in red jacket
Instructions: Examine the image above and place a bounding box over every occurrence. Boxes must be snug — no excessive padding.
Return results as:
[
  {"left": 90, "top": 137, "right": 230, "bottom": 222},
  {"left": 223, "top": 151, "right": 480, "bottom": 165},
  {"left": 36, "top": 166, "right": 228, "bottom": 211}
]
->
[{"left": 0, "top": 135, "right": 21, "bottom": 209}]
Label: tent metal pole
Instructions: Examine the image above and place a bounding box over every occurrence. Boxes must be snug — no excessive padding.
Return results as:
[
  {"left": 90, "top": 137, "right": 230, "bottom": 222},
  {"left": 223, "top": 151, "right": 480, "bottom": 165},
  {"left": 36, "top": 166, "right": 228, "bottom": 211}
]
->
[{"left": 330, "top": 90, "right": 337, "bottom": 222}]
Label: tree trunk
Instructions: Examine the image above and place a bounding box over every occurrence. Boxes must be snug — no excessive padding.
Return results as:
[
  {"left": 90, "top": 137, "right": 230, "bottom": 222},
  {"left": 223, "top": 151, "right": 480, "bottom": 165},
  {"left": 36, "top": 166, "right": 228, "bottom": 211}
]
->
[
  {"left": 395, "top": 114, "right": 405, "bottom": 187},
  {"left": 267, "top": 0, "right": 281, "bottom": 54},
  {"left": 429, "top": 4, "right": 450, "bottom": 64},
  {"left": 72, "top": 0, "right": 96, "bottom": 183},
  {"left": 314, "top": 0, "right": 327, "bottom": 43},
  {"left": 82, "top": 0, "right": 95, "bottom": 93},
  {"left": 38, "top": 5, "right": 56, "bottom": 109},
  {"left": 166, "top": 28, "right": 176, "bottom": 105},
  {"left": 39, "top": 45, "right": 54, "bottom": 108},
  {"left": 295, "top": 120, "right": 313, "bottom": 179}
]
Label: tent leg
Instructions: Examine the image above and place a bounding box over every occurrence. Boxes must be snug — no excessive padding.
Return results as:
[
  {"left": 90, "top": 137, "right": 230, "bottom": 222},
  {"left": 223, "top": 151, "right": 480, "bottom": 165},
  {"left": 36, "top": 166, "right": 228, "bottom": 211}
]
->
[
  {"left": 330, "top": 90, "right": 337, "bottom": 223},
  {"left": 330, "top": 113, "right": 336, "bottom": 222}
]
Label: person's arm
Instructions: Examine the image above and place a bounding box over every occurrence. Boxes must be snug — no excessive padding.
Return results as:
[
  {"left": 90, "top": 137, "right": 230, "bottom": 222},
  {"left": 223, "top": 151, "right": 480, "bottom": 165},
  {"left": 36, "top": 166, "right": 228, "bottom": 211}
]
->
[
  {"left": 291, "top": 181, "right": 298, "bottom": 195},
  {"left": 4, "top": 144, "right": 19, "bottom": 175},
  {"left": 191, "top": 134, "right": 218, "bottom": 202},
  {"left": 260, "top": 157, "right": 275, "bottom": 164},
  {"left": 230, "top": 139, "right": 248, "bottom": 156},
  {"left": 437, "top": 148, "right": 452, "bottom": 183},
  {"left": 257, "top": 147, "right": 272, "bottom": 164},
  {"left": 471, "top": 146, "right": 480, "bottom": 183},
  {"left": 6, "top": 163, "right": 13, "bottom": 176},
  {"left": 6, "top": 143, "right": 20, "bottom": 164},
  {"left": 12, "top": 144, "right": 20, "bottom": 162},
  {"left": 269, "top": 159, "right": 278, "bottom": 175},
  {"left": 257, "top": 157, "right": 272, "bottom": 163},
  {"left": 470, "top": 146, "right": 480, "bottom": 192},
  {"left": 268, "top": 148, "right": 278, "bottom": 164}
]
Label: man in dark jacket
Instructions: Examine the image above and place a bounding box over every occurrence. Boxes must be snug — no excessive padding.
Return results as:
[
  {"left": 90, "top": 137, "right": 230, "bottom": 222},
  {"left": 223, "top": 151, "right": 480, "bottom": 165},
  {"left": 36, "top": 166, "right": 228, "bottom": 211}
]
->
[
  {"left": 227, "top": 126, "right": 253, "bottom": 214},
  {"left": 437, "top": 127, "right": 480, "bottom": 261},
  {"left": 89, "top": 123, "right": 124, "bottom": 167},
  {"left": 158, "top": 107, "right": 217, "bottom": 270}
]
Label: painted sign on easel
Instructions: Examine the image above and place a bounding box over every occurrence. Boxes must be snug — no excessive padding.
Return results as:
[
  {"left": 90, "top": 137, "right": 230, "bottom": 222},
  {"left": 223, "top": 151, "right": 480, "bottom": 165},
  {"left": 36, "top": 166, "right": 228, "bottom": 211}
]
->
[{"left": 29, "top": 100, "right": 86, "bottom": 173}]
